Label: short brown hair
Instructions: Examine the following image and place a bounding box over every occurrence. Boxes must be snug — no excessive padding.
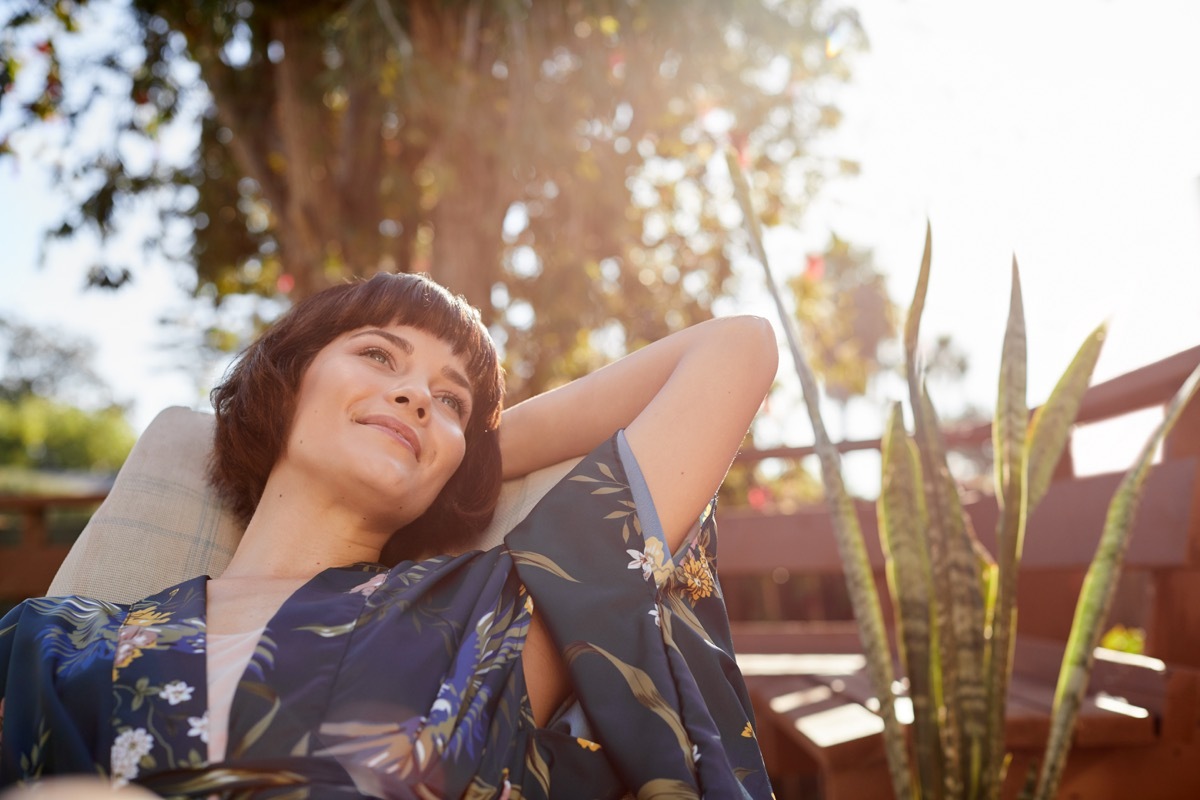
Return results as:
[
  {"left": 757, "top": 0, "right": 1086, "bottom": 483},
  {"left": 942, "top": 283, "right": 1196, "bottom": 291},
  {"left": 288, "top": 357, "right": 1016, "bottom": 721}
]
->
[{"left": 208, "top": 273, "right": 504, "bottom": 562}]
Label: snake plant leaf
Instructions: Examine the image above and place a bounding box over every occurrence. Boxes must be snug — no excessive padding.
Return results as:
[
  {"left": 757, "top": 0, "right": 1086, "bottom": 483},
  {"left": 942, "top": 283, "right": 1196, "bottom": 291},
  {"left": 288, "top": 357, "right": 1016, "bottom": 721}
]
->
[
  {"left": 1034, "top": 360, "right": 1200, "bottom": 800},
  {"left": 917, "top": 387, "right": 989, "bottom": 798},
  {"left": 1025, "top": 323, "right": 1107, "bottom": 512},
  {"left": 901, "top": 238, "right": 967, "bottom": 796},
  {"left": 880, "top": 403, "right": 942, "bottom": 800},
  {"left": 811, "top": 415, "right": 912, "bottom": 800},
  {"left": 904, "top": 221, "right": 933, "bottom": 376},
  {"left": 726, "top": 149, "right": 912, "bottom": 800},
  {"left": 978, "top": 558, "right": 1003, "bottom": 800},
  {"left": 994, "top": 257, "right": 1028, "bottom": 518},
  {"left": 983, "top": 259, "right": 1029, "bottom": 800}
]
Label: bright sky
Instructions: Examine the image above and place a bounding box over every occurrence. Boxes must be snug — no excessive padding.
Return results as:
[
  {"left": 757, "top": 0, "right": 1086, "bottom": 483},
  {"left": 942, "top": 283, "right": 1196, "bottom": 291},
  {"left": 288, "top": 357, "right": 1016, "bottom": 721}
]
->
[
  {"left": 747, "top": 0, "right": 1200, "bottom": 478},
  {"left": 2, "top": 1, "right": 1198, "bottom": 478}
]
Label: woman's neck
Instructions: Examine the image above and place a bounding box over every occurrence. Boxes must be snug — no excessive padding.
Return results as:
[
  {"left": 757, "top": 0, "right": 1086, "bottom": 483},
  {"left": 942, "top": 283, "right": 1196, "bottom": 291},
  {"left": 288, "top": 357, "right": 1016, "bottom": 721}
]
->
[{"left": 219, "top": 469, "right": 389, "bottom": 581}]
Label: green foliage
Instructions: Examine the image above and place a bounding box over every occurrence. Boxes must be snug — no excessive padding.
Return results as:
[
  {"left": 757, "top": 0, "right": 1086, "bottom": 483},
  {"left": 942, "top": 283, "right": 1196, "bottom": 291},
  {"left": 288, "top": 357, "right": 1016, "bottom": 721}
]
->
[
  {"left": 0, "top": 0, "right": 865, "bottom": 400},
  {"left": 0, "top": 317, "right": 107, "bottom": 405},
  {"left": 0, "top": 315, "right": 136, "bottom": 479},
  {"left": 0, "top": 394, "right": 135, "bottom": 473},
  {"left": 1098, "top": 625, "right": 1144, "bottom": 655},
  {"left": 787, "top": 226, "right": 974, "bottom": 454},
  {"left": 791, "top": 234, "right": 896, "bottom": 403},
  {"left": 0, "top": 466, "right": 97, "bottom": 495}
]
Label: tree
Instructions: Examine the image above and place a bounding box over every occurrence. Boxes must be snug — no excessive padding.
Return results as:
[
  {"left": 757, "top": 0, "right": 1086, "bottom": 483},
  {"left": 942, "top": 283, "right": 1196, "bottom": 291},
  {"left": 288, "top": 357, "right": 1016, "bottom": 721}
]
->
[
  {"left": 791, "top": 233, "right": 896, "bottom": 408},
  {"left": 0, "top": 316, "right": 135, "bottom": 475},
  {"left": 0, "top": 317, "right": 108, "bottom": 404},
  {"left": 1, "top": 0, "right": 864, "bottom": 399},
  {"left": 789, "top": 234, "right": 979, "bottom": 443},
  {"left": 0, "top": 394, "right": 134, "bottom": 472}
]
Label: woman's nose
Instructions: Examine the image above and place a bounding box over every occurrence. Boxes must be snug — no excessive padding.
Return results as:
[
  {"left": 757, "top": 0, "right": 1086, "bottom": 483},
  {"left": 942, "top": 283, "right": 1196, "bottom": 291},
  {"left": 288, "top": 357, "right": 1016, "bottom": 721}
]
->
[{"left": 393, "top": 389, "right": 430, "bottom": 421}]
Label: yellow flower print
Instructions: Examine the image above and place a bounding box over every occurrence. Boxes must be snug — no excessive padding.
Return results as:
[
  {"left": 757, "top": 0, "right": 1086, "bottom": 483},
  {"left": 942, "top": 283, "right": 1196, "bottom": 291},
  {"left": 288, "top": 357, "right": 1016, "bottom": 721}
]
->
[
  {"left": 576, "top": 737, "right": 601, "bottom": 751},
  {"left": 679, "top": 553, "right": 715, "bottom": 603},
  {"left": 125, "top": 608, "right": 171, "bottom": 627},
  {"left": 741, "top": 722, "right": 755, "bottom": 739}
]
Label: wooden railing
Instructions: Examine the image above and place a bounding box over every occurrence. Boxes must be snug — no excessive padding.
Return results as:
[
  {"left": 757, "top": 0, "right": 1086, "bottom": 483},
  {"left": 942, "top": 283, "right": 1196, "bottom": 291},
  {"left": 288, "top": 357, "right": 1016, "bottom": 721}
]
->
[
  {"left": 0, "top": 493, "right": 106, "bottom": 602},
  {"left": 734, "top": 344, "right": 1200, "bottom": 471}
]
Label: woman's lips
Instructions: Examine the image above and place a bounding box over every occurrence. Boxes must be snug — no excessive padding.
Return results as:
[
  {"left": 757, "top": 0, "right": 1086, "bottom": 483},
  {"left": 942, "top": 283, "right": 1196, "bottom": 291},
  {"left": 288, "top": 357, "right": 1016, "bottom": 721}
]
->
[{"left": 358, "top": 415, "right": 421, "bottom": 459}]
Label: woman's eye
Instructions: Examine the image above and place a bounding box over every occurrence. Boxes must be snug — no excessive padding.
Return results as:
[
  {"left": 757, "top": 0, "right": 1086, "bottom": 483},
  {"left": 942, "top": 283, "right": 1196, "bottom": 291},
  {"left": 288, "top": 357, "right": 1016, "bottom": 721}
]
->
[
  {"left": 438, "top": 394, "right": 466, "bottom": 416},
  {"left": 362, "top": 347, "right": 392, "bottom": 366}
]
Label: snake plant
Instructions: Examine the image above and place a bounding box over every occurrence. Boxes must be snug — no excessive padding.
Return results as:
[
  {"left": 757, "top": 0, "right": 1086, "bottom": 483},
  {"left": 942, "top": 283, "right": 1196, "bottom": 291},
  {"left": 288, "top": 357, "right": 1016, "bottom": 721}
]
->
[{"left": 727, "top": 152, "right": 1200, "bottom": 799}]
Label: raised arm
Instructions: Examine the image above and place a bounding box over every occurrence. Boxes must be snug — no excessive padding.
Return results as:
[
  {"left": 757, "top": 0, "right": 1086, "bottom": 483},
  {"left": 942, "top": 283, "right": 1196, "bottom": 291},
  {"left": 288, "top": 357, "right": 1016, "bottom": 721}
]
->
[{"left": 500, "top": 315, "right": 778, "bottom": 550}]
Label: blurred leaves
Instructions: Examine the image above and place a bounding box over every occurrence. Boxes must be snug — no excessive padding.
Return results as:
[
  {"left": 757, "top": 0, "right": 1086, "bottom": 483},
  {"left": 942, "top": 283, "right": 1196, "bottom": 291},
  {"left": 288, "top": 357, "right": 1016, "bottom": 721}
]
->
[
  {"left": 0, "top": 394, "right": 134, "bottom": 472},
  {"left": 790, "top": 233, "right": 896, "bottom": 404},
  {"left": 0, "top": 316, "right": 135, "bottom": 475},
  {"left": 0, "top": 317, "right": 107, "bottom": 404},
  {"left": 0, "top": 0, "right": 864, "bottom": 399},
  {"left": 786, "top": 233, "right": 979, "bottom": 490},
  {"left": 1098, "top": 624, "right": 1144, "bottom": 655}
]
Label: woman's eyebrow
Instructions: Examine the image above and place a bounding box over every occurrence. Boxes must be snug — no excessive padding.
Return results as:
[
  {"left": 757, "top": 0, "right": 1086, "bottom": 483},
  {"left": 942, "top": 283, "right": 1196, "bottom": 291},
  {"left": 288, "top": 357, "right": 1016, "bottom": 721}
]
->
[
  {"left": 441, "top": 365, "right": 474, "bottom": 397},
  {"left": 351, "top": 329, "right": 473, "bottom": 397},
  {"left": 351, "top": 328, "right": 413, "bottom": 354}
]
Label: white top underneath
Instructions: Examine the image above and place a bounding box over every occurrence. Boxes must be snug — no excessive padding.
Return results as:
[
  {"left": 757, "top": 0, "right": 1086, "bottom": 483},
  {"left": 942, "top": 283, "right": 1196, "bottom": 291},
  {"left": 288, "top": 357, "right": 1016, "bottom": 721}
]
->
[{"left": 206, "top": 627, "right": 263, "bottom": 763}]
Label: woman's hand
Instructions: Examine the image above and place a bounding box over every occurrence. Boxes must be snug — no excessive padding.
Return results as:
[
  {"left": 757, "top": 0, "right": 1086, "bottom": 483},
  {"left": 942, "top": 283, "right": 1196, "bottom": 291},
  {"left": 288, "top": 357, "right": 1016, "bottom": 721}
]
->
[{"left": 500, "top": 316, "right": 777, "bottom": 550}]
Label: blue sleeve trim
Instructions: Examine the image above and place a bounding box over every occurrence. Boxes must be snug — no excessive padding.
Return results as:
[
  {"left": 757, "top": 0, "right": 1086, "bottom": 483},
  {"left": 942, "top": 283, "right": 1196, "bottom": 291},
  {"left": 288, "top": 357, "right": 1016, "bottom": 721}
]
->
[{"left": 615, "top": 429, "right": 702, "bottom": 564}]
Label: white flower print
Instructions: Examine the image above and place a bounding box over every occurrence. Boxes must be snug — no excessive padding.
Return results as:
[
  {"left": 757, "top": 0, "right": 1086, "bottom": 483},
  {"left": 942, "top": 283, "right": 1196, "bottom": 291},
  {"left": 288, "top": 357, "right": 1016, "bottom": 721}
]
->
[
  {"left": 187, "top": 711, "right": 210, "bottom": 743},
  {"left": 111, "top": 727, "right": 154, "bottom": 787},
  {"left": 626, "top": 538, "right": 673, "bottom": 585},
  {"left": 158, "top": 680, "right": 194, "bottom": 706},
  {"left": 627, "top": 548, "right": 646, "bottom": 569},
  {"left": 626, "top": 548, "right": 651, "bottom": 577},
  {"left": 648, "top": 607, "right": 661, "bottom": 628}
]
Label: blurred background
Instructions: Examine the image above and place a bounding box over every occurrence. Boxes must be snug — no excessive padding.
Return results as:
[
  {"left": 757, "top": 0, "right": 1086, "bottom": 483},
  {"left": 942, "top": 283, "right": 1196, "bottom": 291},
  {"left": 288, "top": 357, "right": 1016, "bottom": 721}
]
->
[{"left": 1, "top": 0, "right": 1197, "bottom": 516}]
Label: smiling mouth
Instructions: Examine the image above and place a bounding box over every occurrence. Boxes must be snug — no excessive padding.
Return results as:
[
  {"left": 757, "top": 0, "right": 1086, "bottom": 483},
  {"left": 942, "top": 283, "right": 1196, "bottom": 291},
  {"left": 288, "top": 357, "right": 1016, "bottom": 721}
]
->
[{"left": 357, "top": 416, "right": 421, "bottom": 460}]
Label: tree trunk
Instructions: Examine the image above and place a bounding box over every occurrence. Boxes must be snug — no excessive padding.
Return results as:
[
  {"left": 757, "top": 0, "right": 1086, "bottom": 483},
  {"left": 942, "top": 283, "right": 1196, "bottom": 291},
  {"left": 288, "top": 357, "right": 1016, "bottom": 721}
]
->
[{"left": 428, "top": 134, "right": 504, "bottom": 320}]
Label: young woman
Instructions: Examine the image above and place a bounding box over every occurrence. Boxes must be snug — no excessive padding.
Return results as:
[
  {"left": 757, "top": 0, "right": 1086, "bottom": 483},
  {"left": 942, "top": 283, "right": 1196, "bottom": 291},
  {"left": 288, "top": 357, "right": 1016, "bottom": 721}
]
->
[{"left": 0, "top": 273, "right": 778, "bottom": 798}]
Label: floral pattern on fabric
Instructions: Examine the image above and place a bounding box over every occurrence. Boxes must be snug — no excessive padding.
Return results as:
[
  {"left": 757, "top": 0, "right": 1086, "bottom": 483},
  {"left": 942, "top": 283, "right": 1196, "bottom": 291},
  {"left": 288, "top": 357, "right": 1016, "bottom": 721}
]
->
[{"left": 0, "top": 433, "right": 770, "bottom": 798}]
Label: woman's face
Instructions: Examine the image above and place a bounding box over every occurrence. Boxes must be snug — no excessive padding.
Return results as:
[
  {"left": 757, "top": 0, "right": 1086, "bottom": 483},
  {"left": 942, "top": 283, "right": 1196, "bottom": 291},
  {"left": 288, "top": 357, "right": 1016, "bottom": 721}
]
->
[{"left": 278, "top": 323, "right": 475, "bottom": 534}]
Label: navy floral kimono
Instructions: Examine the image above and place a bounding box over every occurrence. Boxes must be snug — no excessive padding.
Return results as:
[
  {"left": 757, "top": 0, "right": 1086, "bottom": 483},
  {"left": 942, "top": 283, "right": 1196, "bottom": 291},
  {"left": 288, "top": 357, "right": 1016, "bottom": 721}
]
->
[{"left": 0, "top": 433, "right": 770, "bottom": 798}]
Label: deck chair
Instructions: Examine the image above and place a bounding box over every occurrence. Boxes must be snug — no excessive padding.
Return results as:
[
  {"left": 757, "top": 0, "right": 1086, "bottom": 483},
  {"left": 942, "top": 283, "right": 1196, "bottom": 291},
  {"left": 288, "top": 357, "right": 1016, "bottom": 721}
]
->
[{"left": 49, "top": 407, "right": 580, "bottom": 603}]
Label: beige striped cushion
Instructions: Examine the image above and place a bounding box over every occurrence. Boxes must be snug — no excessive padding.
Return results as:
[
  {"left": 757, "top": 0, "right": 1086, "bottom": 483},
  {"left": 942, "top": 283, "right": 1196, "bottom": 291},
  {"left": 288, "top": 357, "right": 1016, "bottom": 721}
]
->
[{"left": 49, "top": 407, "right": 578, "bottom": 604}]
